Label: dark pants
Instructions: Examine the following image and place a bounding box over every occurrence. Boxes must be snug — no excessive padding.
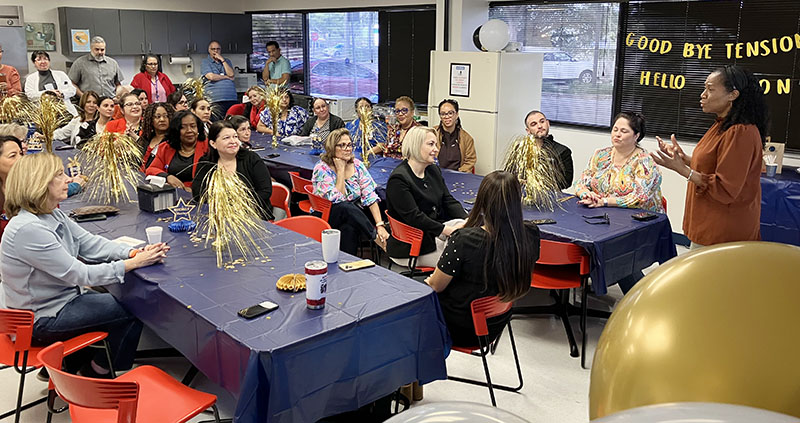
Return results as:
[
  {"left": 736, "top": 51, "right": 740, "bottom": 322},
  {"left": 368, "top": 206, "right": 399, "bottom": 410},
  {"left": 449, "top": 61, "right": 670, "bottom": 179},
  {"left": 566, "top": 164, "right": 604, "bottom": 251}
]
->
[
  {"left": 617, "top": 270, "right": 645, "bottom": 294},
  {"left": 32, "top": 291, "right": 143, "bottom": 371},
  {"left": 213, "top": 100, "right": 239, "bottom": 121},
  {"left": 328, "top": 201, "right": 377, "bottom": 256}
]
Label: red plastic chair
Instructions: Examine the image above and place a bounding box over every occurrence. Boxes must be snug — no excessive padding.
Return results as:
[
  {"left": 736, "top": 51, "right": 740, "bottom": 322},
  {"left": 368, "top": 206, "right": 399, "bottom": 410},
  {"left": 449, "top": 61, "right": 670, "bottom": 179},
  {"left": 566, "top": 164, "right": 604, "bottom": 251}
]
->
[
  {"left": 662, "top": 195, "right": 667, "bottom": 213},
  {"left": 448, "top": 297, "right": 523, "bottom": 407},
  {"left": 385, "top": 211, "right": 435, "bottom": 277},
  {"left": 304, "top": 185, "right": 332, "bottom": 222},
  {"left": 514, "top": 239, "right": 592, "bottom": 368},
  {"left": 38, "top": 342, "right": 220, "bottom": 423},
  {"left": 273, "top": 215, "right": 331, "bottom": 242},
  {"left": 270, "top": 182, "right": 291, "bottom": 218},
  {"left": 0, "top": 309, "right": 112, "bottom": 423},
  {"left": 288, "top": 171, "right": 312, "bottom": 214},
  {"left": 225, "top": 103, "right": 245, "bottom": 117}
]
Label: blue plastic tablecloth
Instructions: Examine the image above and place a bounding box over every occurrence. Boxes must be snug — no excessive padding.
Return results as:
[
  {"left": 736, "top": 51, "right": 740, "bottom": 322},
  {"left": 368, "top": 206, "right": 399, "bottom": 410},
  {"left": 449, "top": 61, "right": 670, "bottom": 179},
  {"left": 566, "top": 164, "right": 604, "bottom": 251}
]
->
[
  {"left": 58, "top": 196, "right": 450, "bottom": 423},
  {"left": 252, "top": 139, "right": 677, "bottom": 295},
  {"left": 760, "top": 167, "right": 800, "bottom": 246}
]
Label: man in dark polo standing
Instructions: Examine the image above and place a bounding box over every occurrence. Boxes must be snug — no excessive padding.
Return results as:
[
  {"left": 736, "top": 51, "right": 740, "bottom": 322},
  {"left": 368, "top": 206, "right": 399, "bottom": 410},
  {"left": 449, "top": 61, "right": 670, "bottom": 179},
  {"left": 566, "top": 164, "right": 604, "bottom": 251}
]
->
[{"left": 68, "top": 36, "right": 123, "bottom": 98}]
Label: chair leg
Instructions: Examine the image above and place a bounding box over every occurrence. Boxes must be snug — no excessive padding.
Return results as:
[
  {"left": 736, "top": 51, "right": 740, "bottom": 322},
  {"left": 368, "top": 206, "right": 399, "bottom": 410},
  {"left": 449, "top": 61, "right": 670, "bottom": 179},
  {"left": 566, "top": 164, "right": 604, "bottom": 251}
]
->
[
  {"left": 14, "top": 351, "right": 27, "bottom": 423},
  {"left": 558, "top": 290, "right": 579, "bottom": 358},
  {"left": 103, "top": 340, "right": 117, "bottom": 379},
  {"left": 580, "top": 279, "right": 589, "bottom": 369},
  {"left": 477, "top": 336, "right": 497, "bottom": 407},
  {"left": 506, "top": 323, "right": 524, "bottom": 391}
]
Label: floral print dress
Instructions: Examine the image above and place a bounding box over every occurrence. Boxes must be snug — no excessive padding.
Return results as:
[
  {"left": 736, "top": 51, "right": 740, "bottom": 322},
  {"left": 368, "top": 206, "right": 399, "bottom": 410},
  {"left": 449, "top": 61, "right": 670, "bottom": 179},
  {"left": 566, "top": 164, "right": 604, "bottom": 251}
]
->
[
  {"left": 574, "top": 146, "right": 664, "bottom": 212},
  {"left": 259, "top": 105, "right": 308, "bottom": 138}
]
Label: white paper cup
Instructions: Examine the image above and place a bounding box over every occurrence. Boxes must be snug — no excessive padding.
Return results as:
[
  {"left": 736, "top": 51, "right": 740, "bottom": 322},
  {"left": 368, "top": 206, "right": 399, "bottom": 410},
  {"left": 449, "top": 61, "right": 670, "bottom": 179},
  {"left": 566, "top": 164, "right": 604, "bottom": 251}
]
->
[
  {"left": 766, "top": 163, "right": 778, "bottom": 177},
  {"left": 145, "top": 226, "right": 163, "bottom": 244},
  {"left": 321, "top": 229, "right": 341, "bottom": 263}
]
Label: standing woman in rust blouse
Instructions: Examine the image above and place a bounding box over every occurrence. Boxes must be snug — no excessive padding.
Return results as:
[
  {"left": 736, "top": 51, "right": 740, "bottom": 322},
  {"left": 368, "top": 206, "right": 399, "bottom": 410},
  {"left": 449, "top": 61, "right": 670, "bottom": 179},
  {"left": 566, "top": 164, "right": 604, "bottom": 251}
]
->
[{"left": 653, "top": 65, "right": 768, "bottom": 248}]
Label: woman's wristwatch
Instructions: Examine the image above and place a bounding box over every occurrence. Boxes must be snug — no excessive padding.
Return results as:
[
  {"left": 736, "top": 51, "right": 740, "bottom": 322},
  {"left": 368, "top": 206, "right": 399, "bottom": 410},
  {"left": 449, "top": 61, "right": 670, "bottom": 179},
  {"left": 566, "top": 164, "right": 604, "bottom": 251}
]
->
[
  {"left": 375, "top": 221, "right": 386, "bottom": 227},
  {"left": 603, "top": 198, "right": 608, "bottom": 207}
]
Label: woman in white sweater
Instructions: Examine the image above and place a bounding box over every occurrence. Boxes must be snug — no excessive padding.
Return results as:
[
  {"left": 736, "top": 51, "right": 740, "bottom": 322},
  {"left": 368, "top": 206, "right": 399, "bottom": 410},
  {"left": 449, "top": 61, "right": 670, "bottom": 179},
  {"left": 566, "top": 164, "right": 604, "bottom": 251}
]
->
[{"left": 24, "top": 50, "right": 77, "bottom": 116}]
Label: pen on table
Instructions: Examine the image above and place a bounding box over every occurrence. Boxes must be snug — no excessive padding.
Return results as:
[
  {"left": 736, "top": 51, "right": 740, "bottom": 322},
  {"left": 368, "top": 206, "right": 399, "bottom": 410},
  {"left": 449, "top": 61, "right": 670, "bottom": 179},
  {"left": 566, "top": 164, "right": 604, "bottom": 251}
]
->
[{"left": 558, "top": 195, "right": 576, "bottom": 203}]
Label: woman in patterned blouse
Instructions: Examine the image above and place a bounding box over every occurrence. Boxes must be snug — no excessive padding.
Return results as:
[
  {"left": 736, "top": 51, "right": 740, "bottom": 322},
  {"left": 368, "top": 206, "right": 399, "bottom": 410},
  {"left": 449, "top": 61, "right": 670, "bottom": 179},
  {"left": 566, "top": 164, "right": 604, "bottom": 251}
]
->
[
  {"left": 312, "top": 128, "right": 389, "bottom": 255},
  {"left": 574, "top": 111, "right": 664, "bottom": 213},
  {"left": 375, "top": 95, "right": 420, "bottom": 159},
  {"left": 345, "top": 97, "right": 388, "bottom": 157},
  {"left": 256, "top": 91, "right": 308, "bottom": 138}
]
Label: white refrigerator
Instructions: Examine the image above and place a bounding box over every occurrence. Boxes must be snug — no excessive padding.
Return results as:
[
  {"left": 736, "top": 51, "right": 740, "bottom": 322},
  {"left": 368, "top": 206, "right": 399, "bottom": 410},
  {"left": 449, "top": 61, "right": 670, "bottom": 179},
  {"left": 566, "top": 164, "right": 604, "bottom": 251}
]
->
[{"left": 428, "top": 51, "right": 543, "bottom": 175}]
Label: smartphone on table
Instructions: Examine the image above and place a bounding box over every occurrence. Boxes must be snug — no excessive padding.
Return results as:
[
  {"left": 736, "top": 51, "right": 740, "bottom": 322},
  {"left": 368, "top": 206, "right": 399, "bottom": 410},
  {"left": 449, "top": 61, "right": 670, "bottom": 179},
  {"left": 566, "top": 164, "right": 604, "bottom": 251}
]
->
[{"left": 238, "top": 300, "right": 279, "bottom": 319}]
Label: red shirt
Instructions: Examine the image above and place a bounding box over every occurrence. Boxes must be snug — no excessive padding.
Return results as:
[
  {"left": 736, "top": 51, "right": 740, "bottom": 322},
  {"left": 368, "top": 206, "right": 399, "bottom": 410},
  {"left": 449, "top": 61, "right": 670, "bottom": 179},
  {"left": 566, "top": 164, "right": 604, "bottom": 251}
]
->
[
  {"left": 145, "top": 140, "right": 209, "bottom": 188},
  {"left": 131, "top": 71, "right": 176, "bottom": 103}
]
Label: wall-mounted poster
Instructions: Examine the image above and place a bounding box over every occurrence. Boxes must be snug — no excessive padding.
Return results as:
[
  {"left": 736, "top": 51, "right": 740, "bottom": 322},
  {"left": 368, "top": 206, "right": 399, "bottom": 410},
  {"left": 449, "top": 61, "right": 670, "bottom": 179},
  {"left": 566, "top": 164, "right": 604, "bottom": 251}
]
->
[
  {"left": 71, "top": 29, "right": 91, "bottom": 52},
  {"left": 449, "top": 63, "right": 471, "bottom": 97},
  {"left": 26, "top": 23, "right": 57, "bottom": 51}
]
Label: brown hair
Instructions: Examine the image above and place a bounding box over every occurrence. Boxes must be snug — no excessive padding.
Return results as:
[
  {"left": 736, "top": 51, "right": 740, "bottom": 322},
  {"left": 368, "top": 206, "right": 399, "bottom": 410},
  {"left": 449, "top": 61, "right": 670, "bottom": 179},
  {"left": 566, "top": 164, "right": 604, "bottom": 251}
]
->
[
  {"left": 395, "top": 96, "right": 415, "bottom": 112},
  {"left": 5, "top": 153, "right": 64, "bottom": 217},
  {"left": 320, "top": 128, "right": 352, "bottom": 168},
  {"left": 78, "top": 90, "right": 100, "bottom": 122}
]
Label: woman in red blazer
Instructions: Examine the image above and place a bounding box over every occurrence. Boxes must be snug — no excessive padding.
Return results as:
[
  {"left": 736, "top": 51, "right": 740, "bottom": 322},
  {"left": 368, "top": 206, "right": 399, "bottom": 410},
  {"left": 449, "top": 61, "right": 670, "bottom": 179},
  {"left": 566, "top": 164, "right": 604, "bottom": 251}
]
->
[
  {"left": 130, "top": 54, "right": 176, "bottom": 104},
  {"left": 105, "top": 93, "right": 143, "bottom": 138},
  {"left": 145, "top": 110, "right": 209, "bottom": 191}
]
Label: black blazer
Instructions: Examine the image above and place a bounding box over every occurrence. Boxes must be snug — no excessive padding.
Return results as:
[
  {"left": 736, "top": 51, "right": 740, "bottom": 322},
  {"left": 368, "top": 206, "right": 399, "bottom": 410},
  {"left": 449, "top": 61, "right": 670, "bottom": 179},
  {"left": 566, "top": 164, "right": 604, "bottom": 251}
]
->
[
  {"left": 543, "top": 135, "right": 574, "bottom": 190},
  {"left": 75, "top": 118, "right": 100, "bottom": 148},
  {"left": 192, "top": 149, "right": 275, "bottom": 220},
  {"left": 299, "top": 113, "right": 345, "bottom": 137},
  {"left": 386, "top": 160, "right": 467, "bottom": 258}
]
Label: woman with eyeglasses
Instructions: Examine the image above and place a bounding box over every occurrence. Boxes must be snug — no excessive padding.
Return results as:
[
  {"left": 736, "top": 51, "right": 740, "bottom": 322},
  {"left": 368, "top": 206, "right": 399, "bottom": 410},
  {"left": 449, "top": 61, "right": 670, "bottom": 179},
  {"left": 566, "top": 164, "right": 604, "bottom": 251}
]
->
[
  {"left": 375, "top": 96, "right": 420, "bottom": 159},
  {"left": 257, "top": 91, "right": 308, "bottom": 137},
  {"left": 105, "top": 93, "right": 143, "bottom": 138},
  {"left": 312, "top": 128, "right": 389, "bottom": 255},
  {"left": 139, "top": 102, "right": 175, "bottom": 171},
  {"left": 131, "top": 54, "right": 176, "bottom": 105},
  {"left": 25, "top": 50, "right": 78, "bottom": 116},
  {"left": 167, "top": 90, "right": 189, "bottom": 112},
  {"left": 75, "top": 96, "right": 115, "bottom": 146},
  {"left": 146, "top": 110, "right": 209, "bottom": 191},
  {"left": 299, "top": 98, "right": 345, "bottom": 143},
  {"left": 193, "top": 121, "right": 285, "bottom": 221},
  {"left": 435, "top": 99, "right": 477, "bottom": 173},
  {"left": 345, "top": 97, "right": 388, "bottom": 157}
]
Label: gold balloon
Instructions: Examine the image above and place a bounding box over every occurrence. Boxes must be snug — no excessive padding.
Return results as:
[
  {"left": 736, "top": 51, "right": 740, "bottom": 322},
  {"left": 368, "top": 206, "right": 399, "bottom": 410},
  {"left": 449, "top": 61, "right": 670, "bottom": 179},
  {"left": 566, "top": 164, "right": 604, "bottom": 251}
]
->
[{"left": 589, "top": 241, "right": 800, "bottom": 420}]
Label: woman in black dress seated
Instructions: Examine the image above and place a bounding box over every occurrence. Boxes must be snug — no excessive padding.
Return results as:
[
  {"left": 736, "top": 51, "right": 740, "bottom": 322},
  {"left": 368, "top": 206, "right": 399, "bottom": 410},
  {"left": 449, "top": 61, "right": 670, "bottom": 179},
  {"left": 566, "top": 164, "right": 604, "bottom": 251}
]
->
[
  {"left": 385, "top": 126, "right": 468, "bottom": 268},
  {"left": 193, "top": 121, "right": 286, "bottom": 221},
  {"left": 425, "top": 170, "right": 540, "bottom": 346}
]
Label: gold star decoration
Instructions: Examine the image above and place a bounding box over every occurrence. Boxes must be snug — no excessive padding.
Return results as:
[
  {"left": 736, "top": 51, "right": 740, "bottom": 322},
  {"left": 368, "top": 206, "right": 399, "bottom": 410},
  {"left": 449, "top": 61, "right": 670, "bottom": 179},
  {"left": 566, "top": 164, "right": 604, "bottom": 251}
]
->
[{"left": 168, "top": 197, "right": 195, "bottom": 222}]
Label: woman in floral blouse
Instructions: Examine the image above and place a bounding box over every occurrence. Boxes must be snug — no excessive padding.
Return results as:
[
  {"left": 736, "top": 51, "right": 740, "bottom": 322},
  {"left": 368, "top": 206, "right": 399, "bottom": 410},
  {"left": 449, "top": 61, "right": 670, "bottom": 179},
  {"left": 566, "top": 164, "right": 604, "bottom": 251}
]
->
[
  {"left": 574, "top": 111, "right": 664, "bottom": 213},
  {"left": 374, "top": 95, "right": 419, "bottom": 159},
  {"left": 312, "top": 128, "right": 390, "bottom": 255},
  {"left": 256, "top": 91, "right": 308, "bottom": 138}
]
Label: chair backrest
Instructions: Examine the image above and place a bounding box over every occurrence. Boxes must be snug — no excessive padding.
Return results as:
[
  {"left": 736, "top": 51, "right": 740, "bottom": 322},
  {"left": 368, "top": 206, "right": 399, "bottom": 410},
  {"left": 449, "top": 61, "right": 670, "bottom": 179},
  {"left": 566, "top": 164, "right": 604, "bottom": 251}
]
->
[
  {"left": 225, "top": 103, "right": 245, "bottom": 117},
  {"left": 385, "top": 211, "right": 424, "bottom": 258},
  {"left": 470, "top": 297, "right": 512, "bottom": 337},
  {"left": 0, "top": 309, "right": 34, "bottom": 352},
  {"left": 273, "top": 215, "right": 331, "bottom": 242},
  {"left": 304, "top": 185, "right": 332, "bottom": 222},
  {"left": 288, "top": 171, "right": 312, "bottom": 195},
  {"left": 537, "top": 239, "right": 591, "bottom": 276},
  {"left": 270, "top": 182, "right": 291, "bottom": 218},
  {"left": 38, "top": 342, "right": 140, "bottom": 423}
]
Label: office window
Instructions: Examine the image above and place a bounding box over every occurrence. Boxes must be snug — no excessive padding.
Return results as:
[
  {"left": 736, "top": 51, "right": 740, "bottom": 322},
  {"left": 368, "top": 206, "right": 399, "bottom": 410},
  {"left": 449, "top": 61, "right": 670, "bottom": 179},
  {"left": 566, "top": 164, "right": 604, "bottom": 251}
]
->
[
  {"left": 307, "top": 12, "right": 379, "bottom": 102},
  {"left": 251, "top": 13, "right": 304, "bottom": 92},
  {"left": 489, "top": 3, "right": 620, "bottom": 127}
]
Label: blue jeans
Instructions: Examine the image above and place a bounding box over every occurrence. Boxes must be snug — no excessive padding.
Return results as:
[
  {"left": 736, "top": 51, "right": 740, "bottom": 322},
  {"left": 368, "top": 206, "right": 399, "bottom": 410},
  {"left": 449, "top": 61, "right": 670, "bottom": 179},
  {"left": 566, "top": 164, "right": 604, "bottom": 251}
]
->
[{"left": 33, "top": 291, "right": 143, "bottom": 371}]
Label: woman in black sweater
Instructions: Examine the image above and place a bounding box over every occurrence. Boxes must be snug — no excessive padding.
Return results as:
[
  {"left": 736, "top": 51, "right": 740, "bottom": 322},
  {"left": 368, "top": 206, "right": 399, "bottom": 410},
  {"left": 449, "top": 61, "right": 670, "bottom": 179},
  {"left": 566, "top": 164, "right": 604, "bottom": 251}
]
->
[
  {"left": 299, "top": 98, "right": 345, "bottom": 141},
  {"left": 426, "top": 171, "right": 540, "bottom": 346},
  {"left": 193, "top": 121, "right": 286, "bottom": 221},
  {"left": 386, "top": 126, "right": 467, "bottom": 267}
]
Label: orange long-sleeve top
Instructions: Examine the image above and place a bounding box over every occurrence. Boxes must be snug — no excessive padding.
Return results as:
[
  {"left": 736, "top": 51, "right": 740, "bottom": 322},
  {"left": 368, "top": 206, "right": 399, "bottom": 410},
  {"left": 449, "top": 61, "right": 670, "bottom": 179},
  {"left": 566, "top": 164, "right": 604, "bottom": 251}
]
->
[{"left": 684, "top": 120, "right": 762, "bottom": 245}]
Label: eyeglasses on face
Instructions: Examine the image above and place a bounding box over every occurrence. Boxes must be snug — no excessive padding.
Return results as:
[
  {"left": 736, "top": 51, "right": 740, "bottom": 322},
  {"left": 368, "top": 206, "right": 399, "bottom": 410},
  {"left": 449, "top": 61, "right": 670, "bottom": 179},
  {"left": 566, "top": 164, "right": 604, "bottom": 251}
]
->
[
  {"left": 394, "top": 107, "right": 410, "bottom": 115},
  {"left": 439, "top": 111, "right": 456, "bottom": 118},
  {"left": 177, "top": 100, "right": 188, "bottom": 105},
  {"left": 209, "top": 47, "right": 222, "bottom": 51},
  {"left": 123, "top": 101, "right": 142, "bottom": 107},
  {"left": 335, "top": 143, "right": 353, "bottom": 150},
  {"left": 146, "top": 62, "right": 159, "bottom": 66}
]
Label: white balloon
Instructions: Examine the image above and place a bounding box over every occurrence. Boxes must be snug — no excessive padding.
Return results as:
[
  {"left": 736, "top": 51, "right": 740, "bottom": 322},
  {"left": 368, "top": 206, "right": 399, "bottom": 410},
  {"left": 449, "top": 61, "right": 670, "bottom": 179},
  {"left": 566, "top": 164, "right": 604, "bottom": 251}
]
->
[
  {"left": 593, "top": 402, "right": 800, "bottom": 423},
  {"left": 479, "top": 19, "right": 510, "bottom": 52},
  {"left": 384, "top": 401, "right": 530, "bottom": 423}
]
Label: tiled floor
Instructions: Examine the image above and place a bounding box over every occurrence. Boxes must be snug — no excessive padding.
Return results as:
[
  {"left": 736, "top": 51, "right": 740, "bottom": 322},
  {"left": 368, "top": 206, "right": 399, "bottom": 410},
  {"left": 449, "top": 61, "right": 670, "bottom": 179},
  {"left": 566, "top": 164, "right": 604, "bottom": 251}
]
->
[{"left": 0, "top": 246, "right": 687, "bottom": 422}]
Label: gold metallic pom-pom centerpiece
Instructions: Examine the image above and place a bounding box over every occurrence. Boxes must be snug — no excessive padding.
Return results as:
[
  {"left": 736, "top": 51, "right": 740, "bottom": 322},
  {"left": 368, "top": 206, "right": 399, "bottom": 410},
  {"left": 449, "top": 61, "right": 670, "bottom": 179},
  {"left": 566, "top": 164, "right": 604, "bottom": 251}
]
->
[
  {"left": 262, "top": 84, "right": 288, "bottom": 148},
  {"left": 196, "top": 165, "right": 272, "bottom": 268},
  {"left": 355, "top": 104, "right": 376, "bottom": 167},
  {"left": 501, "top": 134, "right": 566, "bottom": 211},
  {"left": 77, "top": 132, "right": 143, "bottom": 204}
]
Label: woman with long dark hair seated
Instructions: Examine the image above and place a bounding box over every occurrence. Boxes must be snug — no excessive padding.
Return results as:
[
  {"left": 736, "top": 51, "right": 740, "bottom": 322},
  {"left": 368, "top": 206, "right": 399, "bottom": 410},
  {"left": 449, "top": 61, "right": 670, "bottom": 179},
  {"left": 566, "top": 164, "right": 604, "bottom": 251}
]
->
[
  {"left": 425, "top": 170, "right": 540, "bottom": 346},
  {"left": 146, "top": 110, "right": 209, "bottom": 191},
  {"left": 138, "top": 102, "right": 175, "bottom": 172},
  {"left": 311, "top": 127, "right": 389, "bottom": 254},
  {"left": 1, "top": 153, "right": 169, "bottom": 376},
  {"left": 193, "top": 121, "right": 286, "bottom": 221}
]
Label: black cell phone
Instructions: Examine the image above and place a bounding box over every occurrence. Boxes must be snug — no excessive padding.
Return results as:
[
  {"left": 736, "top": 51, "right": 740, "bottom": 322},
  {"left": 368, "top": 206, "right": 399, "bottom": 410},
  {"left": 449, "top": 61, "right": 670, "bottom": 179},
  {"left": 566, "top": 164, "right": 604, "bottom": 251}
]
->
[
  {"left": 73, "top": 213, "right": 107, "bottom": 222},
  {"left": 55, "top": 144, "right": 75, "bottom": 151},
  {"left": 238, "top": 300, "right": 279, "bottom": 319},
  {"left": 267, "top": 153, "right": 281, "bottom": 158},
  {"left": 632, "top": 212, "right": 658, "bottom": 221},
  {"left": 531, "top": 218, "right": 557, "bottom": 225}
]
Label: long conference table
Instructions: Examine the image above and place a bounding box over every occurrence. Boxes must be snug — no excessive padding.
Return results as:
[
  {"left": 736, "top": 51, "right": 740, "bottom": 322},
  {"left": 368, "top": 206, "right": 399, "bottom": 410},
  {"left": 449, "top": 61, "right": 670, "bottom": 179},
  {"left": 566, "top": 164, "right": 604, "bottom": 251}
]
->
[
  {"left": 254, "top": 134, "right": 678, "bottom": 296},
  {"left": 54, "top": 146, "right": 451, "bottom": 422}
]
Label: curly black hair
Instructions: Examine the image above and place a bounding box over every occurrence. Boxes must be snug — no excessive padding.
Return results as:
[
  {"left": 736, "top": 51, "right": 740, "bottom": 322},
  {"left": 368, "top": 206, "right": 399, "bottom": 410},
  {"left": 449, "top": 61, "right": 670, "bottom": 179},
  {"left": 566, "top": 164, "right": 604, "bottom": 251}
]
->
[
  {"left": 714, "top": 65, "right": 770, "bottom": 146},
  {"left": 139, "top": 102, "right": 175, "bottom": 151},
  {"left": 166, "top": 110, "right": 207, "bottom": 150}
]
